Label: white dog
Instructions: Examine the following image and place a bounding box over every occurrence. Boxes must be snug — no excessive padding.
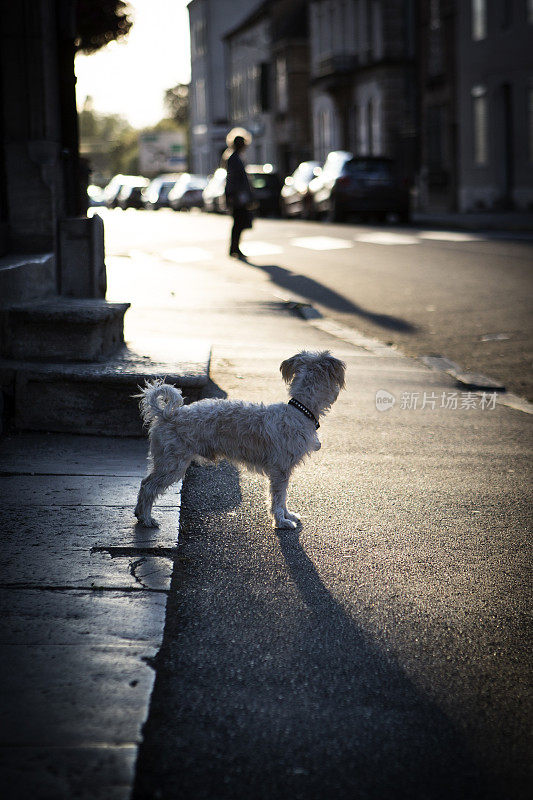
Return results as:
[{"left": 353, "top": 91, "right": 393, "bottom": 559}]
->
[{"left": 134, "top": 350, "right": 346, "bottom": 530}]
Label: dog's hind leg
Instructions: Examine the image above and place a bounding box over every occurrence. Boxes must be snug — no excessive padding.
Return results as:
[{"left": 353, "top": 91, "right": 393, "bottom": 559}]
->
[
  {"left": 134, "top": 457, "right": 190, "bottom": 527},
  {"left": 268, "top": 468, "right": 300, "bottom": 530}
]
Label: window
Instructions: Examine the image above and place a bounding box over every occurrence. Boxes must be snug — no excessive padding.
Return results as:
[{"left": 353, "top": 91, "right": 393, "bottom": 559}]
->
[
  {"left": 472, "top": 85, "right": 488, "bottom": 165},
  {"left": 529, "top": 83, "right": 533, "bottom": 162},
  {"left": 260, "top": 62, "right": 270, "bottom": 112},
  {"left": 192, "top": 19, "right": 207, "bottom": 57},
  {"left": 428, "top": 0, "right": 444, "bottom": 75},
  {"left": 276, "top": 56, "right": 288, "bottom": 112},
  {"left": 472, "top": 0, "right": 487, "bottom": 40},
  {"left": 195, "top": 79, "right": 206, "bottom": 122},
  {"left": 371, "top": 0, "right": 383, "bottom": 59},
  {"left": 427, "top": 105, "right": 446, "bottom": 168}
]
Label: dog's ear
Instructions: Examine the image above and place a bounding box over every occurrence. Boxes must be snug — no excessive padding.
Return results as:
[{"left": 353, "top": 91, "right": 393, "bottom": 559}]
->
[
  {"left": 280, "top": 355, "right": 299, "bottom": 383},
  {"left": 322, "top": 354, "right": 346, "bottom": 390}
]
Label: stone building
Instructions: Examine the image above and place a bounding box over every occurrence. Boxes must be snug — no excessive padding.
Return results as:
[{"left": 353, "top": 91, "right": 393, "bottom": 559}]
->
[
  {"left": 0, "top": 2, "right": 209, "bottom": 436},
  {"left": 0, "top": 0, "right": 104, "bottom": 296},
  {"left": 309, "top": 0, "right": 418, "bottom": 177},
  {"left": 417, "top": 0, "right": 458, "bottom": 212},
  {"left": 224, "top": 0, "right": 311, "bottom": 174},
  {"left": 455, "top": 0, "right": 533, "bottom": 211},
  {"left": 188, "top": 0, "right": 252, "bottom": 175}
]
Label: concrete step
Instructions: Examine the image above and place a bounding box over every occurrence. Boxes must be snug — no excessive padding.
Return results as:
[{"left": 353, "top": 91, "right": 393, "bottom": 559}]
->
[
  {"left": 1, "top": 298, "right": 130, "bottom": 362},
  {"left": 0, "top": 337, "right": 211, "bottom": 436},
  {"left": 0, "top": 253, "right": 56, "bottom": 306}
]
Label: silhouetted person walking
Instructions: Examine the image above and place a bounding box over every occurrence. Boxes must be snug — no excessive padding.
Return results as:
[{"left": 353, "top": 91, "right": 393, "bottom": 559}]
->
[{"left": 223, "top": 128, "right": 253, "bottom": 260}]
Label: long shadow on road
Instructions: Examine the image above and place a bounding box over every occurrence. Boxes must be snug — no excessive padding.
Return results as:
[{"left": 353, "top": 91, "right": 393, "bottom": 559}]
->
[
  {"left": 246, "top": 260, "right": 417, "bottom": 333},
  {"left": 133, "top": 461, "right": 492, "bottom": 800}
]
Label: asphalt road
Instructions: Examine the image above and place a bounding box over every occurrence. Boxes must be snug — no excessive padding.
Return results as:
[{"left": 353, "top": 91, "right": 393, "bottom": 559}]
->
[
  {"left": 96, "top": 213, "right": 532, "bottom": 799},
  {"left": 101, "top": 207, "right": 533, "bottom": 401}
]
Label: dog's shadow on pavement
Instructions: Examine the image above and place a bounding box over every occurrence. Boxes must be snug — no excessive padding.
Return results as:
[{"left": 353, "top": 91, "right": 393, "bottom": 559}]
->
[
  {"left": 133, "top": 463, "right": 492, "bottom": 800},
  {"left": 274, "top": 527, "right": 491, "bottom": 798}
]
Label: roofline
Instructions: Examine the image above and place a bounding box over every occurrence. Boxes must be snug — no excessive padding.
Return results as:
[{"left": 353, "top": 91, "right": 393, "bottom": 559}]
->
[{"left": 222, "top": 0, "right": 270, "bottom": 41}]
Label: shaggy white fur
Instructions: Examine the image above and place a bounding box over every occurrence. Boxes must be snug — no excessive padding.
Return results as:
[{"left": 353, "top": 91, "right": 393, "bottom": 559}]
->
[{"left": 134, "top": 350, "right": 346, "bottom": 529}]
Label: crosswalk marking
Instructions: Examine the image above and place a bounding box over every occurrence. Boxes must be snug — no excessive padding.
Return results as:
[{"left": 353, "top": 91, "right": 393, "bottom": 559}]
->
[
  {"left": 418, "top": 231, "right": 482, "bottom": 242},
  {"left": 354, "top": 232, "right": 419, "bottom": 245},
  {"left": 240, "top": 241, "right": 284, "bottom": 256},
  {"left": 162, "top": 247, "right": 213, "bottom": 263},
  {"left": 290, "top": 236, "right": 354, "bottom": 250}
]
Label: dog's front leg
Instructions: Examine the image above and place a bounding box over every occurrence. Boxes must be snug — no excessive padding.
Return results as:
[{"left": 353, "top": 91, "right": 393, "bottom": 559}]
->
[{"left": 268, "top": 468, "right": 300, "bottom": 529}]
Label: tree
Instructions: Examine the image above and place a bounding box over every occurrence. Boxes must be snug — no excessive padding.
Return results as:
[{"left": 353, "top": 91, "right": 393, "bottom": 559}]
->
[
  {"left": 164, "top": 84, "right": 190, "bottom": 126},
  {"left": 76, "top": 0, "right": 133, "bottom": 54}
]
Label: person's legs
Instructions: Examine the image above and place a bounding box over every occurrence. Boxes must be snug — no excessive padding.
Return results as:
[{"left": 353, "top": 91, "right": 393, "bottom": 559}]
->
[{"left": 230, "top": 208, "right": 246, "bottom": 255}]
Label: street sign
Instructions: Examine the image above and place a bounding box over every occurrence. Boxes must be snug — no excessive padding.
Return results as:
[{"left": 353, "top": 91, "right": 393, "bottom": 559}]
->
[{"left": 139, "top": 131, "right": 187, "bottom": 174}]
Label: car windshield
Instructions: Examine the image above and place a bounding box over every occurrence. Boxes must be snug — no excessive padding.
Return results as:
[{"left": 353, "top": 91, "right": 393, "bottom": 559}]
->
[
  {"left": 345, "top": 160, "right": 393, "bottom": 180},
  {"left": 248, "top": 174, "right": 278, "bottom": 189},
  {"left": 295, "top": 163, "right": 320, "bottom": 182}
]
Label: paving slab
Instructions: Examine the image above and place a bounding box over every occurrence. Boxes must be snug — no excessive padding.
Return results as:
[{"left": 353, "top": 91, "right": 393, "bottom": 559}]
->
[
  {"left": 0, "top": 589, "right": 167, "bottom": 645},
  {"left": 0, "top": 433, "right": 148, "bottom": 476},
  {"left": 0, "top": 746, "right": 136, "bottom": 800},
  {"left": 0, "top": 474, "right": 179, "bottom": 507},
  {"left": 0, "top": 642, "right": 157, "bottom": 746},
  {"left": 0, "top": 431, "right": 180, "bottom": 800}
]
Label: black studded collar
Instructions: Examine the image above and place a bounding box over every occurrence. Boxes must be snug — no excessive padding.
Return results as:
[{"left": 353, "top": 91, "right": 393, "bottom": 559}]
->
[{"left": 288, "top": 398, "right": 320, "bottom": 429}]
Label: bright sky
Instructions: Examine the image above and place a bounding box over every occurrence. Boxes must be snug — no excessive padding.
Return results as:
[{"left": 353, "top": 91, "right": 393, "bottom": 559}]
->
[{"left": 75, "top": 0, "right": 191, "bottom": 129}]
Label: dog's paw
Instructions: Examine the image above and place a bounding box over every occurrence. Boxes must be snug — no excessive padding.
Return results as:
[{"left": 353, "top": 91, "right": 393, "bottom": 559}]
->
[
  {"left": 274, "top": 517, "right": 298, "bottom": 530},
  {"left": 285, "top": 510, "right": 301, "bottom": 523},
  {"left": 136, "top": 516, "right": 159, "bottom": 528}
]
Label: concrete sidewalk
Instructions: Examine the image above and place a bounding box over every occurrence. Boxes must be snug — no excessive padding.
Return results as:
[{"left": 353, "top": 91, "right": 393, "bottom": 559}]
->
[
  {"left": 412, "top": 209, "right": 533, "bottom": 233},
  {"left": 0, "top": 435, "right": 180, "bottom": 799},
  {"left": 127, "top": 258, "right": 530, "bottom": 800},
  {"left": 0, "top": 247, "right": 531, "bottom": 799}
]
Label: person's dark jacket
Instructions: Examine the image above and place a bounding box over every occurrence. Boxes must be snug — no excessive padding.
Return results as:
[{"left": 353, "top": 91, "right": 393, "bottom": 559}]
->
[{"left": 224, "top": 150, "right": 253, "bottom": 209}]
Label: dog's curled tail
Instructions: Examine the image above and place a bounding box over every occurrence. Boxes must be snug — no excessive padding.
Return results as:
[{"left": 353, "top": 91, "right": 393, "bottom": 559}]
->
[{"left": 136, "top": 379, "right": 184, "bottom": 425}]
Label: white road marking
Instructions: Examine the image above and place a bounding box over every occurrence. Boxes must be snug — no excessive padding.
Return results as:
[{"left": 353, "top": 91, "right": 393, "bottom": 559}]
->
[
  {"left": 418, "top": 231, "right": 483, "bottom": 242},
  {"left": 240, "top": 241, "right": 284, "bottom": 256},
  {"left": 162, "top": 247, "right": 213, "bottom": 263},
  {"left": 355, "top": 232, "right": 419, "bottom": 245},
  {"left": 310, "top": 318, "right": 398, "bottom": 357},
  {"left": 290, "top": 236, "right": 354, "bottom": 250}
]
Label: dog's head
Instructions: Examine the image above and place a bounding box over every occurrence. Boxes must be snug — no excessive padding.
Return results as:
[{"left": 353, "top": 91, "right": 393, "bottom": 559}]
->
[{"left": 280, "top": 351, "right": 346, "bottom": 412}]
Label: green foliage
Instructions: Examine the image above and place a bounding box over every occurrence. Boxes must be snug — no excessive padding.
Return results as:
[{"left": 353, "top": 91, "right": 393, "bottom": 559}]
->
[
  {"left": 76, "top": 0, "right": 133, "bottom": 54},
  {"left": 164, "top": 84, "right": 190, "bottom": 126},
  {"left": 79, "top": 101, "right": 188, "bottom": 181}
]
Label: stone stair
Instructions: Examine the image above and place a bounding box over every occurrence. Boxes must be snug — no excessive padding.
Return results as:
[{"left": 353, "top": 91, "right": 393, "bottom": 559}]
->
[
  {"left": 1, "top": 299, "right": 129, "bottom": 362},
  {"left": 0, "top": 297, "right": 211, "bottom": 436}
]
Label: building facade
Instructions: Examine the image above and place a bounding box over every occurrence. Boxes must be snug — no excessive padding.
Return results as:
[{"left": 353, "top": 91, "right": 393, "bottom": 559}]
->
[
  {"left": 417, "top": 0, "right": 458, "bottom": 211},
  {"left": 456, "top": 0, "right": 533, "bottom": 211},
  {"left": 309, "top": 0, "right": 418, "bottom": 178},
  {"left": 224, "top": 0, "right": 311, "bottom": 174},
  {"left": 188, "top": 0, "right": 252, "bottom": 175},
  {"left": 0, "top": 0, "right": 104, "bottom": 301}
]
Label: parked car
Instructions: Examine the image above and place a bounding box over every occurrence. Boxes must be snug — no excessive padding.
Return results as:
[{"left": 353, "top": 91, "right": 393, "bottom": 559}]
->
[
  {"left": 309, "top": 152, "right": 411, "bottom": 222},
  {"left": 202, "top": 168, "right": 227, "bottom": 213},
  {"left": 142, "top": 174, "right": 181, "bottom": 210},
  {"left": 87, "top": 184, "right": 106, "bottom": 207},
  {"left": 203, "top": 164, "right": 282, "bottom": 216},
  {"left": 246, "top": 164, "right": 283, "bottom": 216},
  {"left": 116, "top": 178, "right": 149, "bottom": 210},
  {"left": 168, "top": 173, "right": 208, "bottom": 211},
  {"left": 103, "top": 175, "right": 148, "bottom": 208},
  {"left": 281, "top": 161, "right": 322, "bottom": 218}
]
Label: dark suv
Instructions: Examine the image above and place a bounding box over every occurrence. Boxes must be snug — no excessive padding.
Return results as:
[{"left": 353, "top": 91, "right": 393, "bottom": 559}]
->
[{"left": 309, "top": 152, "right": 410, "bottom": 223}]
